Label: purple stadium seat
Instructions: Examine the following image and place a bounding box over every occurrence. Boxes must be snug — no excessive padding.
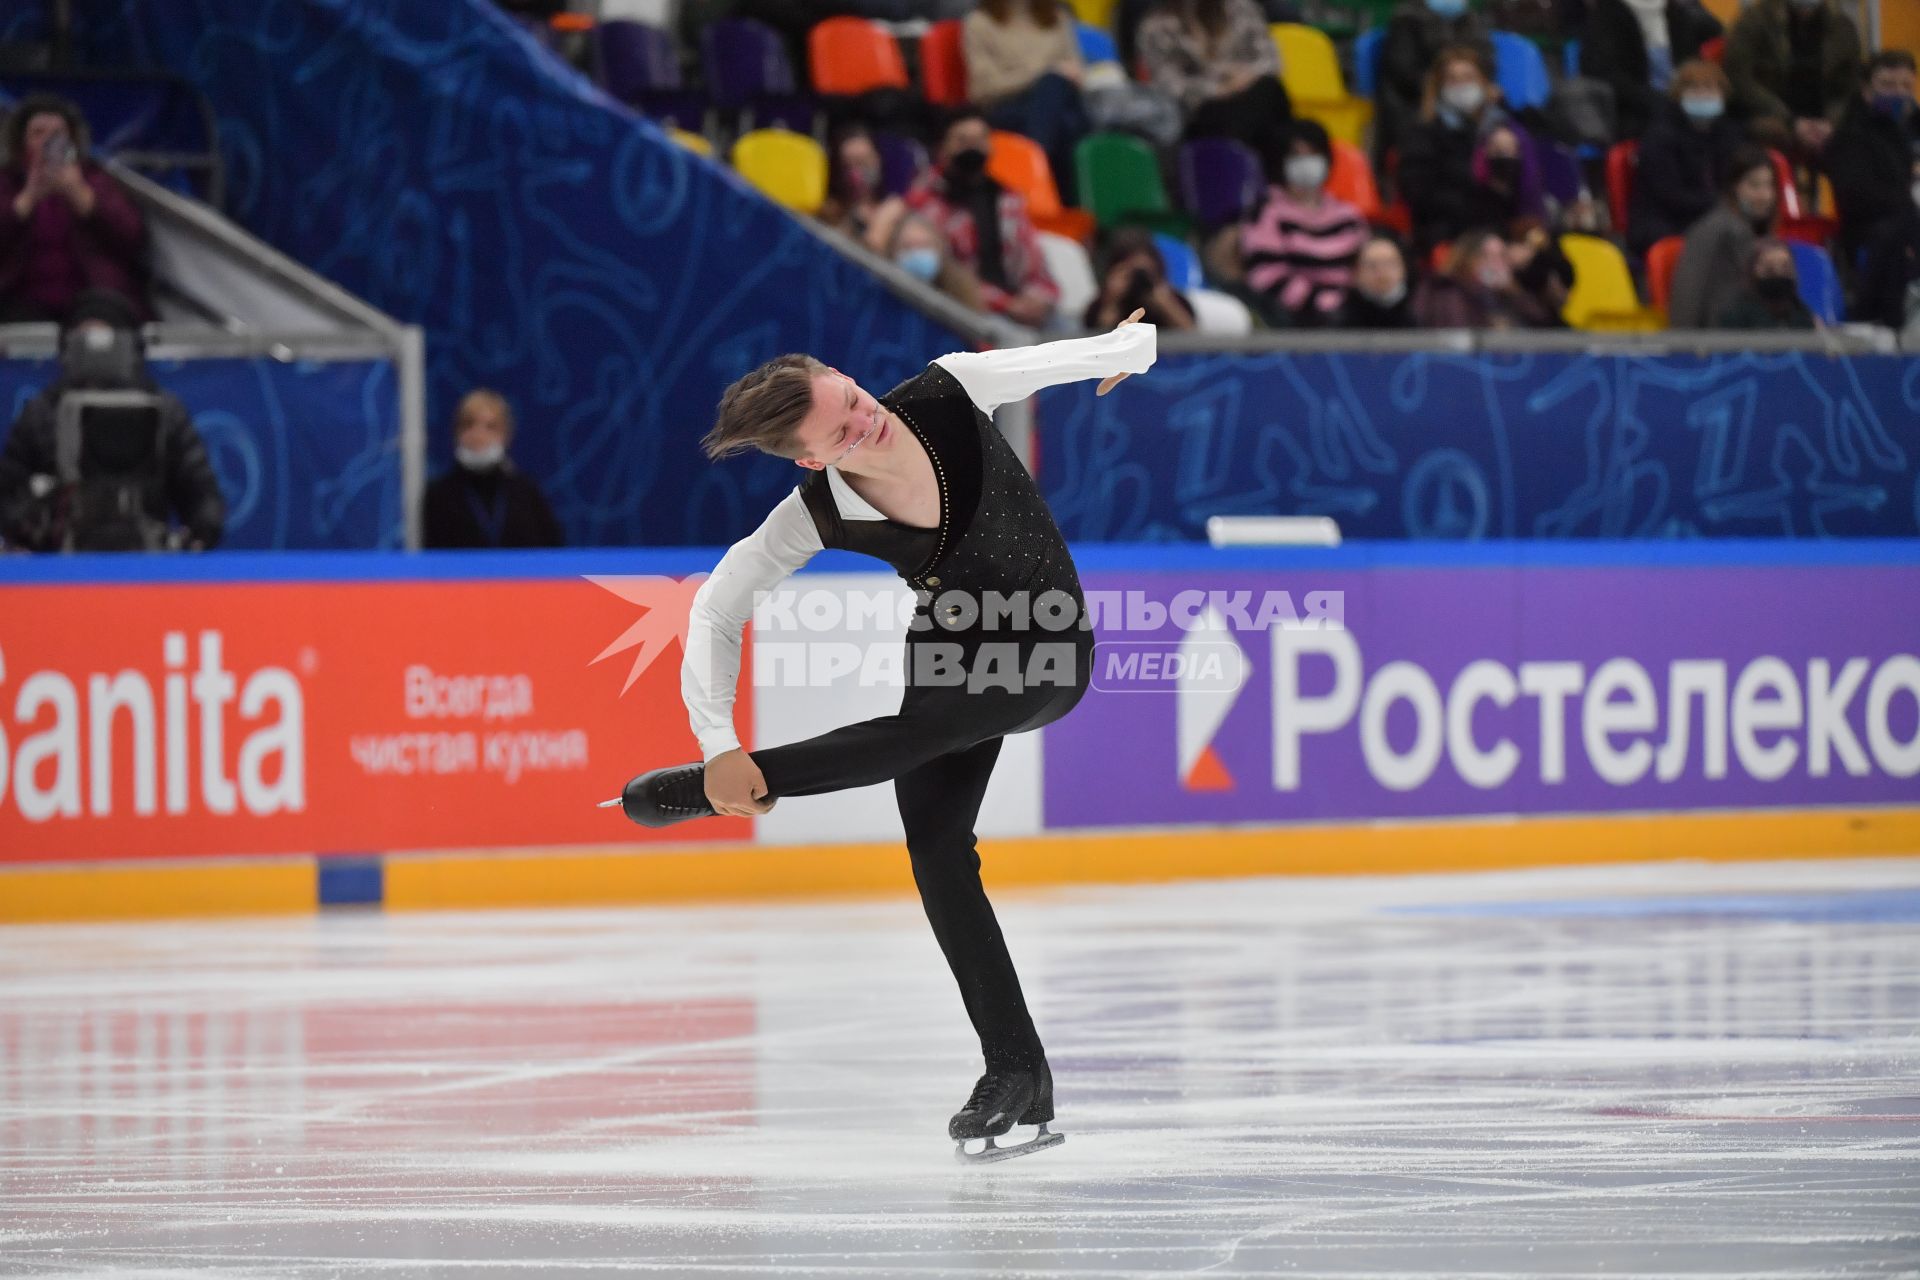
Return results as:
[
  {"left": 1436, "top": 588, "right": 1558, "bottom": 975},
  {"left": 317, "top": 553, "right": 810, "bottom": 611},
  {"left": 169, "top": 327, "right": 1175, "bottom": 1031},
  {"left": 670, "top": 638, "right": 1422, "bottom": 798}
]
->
[
  {"left": 596, "top": 20, "right": 705, "bottom": 131},
  {"left": 1175, "top": 138, "right": 1264, "bottom": 231},
  {"left": 700, "top": 18, "right": 816, "bottom": 132},
  {"left": 871, "top": 131, "right": 928, "bottom": 196}
]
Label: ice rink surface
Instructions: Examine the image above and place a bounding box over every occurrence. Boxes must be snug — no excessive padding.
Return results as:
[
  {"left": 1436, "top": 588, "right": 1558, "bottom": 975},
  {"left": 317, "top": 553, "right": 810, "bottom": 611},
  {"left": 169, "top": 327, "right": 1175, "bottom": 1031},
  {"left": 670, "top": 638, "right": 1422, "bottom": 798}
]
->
[{"left": 3, "top": 856, "right": 1918, "bottom": 1279}]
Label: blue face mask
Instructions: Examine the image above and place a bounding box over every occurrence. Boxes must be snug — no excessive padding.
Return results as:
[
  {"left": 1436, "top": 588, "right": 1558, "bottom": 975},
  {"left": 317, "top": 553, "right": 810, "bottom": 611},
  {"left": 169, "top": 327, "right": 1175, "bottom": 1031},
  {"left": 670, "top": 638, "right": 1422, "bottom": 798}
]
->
[
  {"left": 1682, "top": 95, "right": 1724, "bottom": 121},
  {"left": 895, "top": 247, "right": 941, "bottom": 282},
  {"left": 1426, "top": 0, "right": 1468, "bottom": 16},
  {"left": 1871, "top": 92, "right": 1913, "bottom": 120}
]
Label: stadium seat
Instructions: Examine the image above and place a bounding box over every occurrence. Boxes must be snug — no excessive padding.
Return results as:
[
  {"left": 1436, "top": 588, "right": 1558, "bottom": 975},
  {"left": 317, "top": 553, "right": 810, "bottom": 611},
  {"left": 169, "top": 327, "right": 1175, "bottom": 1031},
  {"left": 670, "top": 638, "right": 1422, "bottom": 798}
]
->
[
  {"left": 1270, "top": 24, "right": 1372, "bottom": 145},
  {"left": 1562, "top": 37, "right": 1580, "bottom": 78},
  {"left": 919, "top": 19, "right": 968, "bottom": 107},
  {"left": 732, "top": 128, "right": 828, "bottom": 214},
  {"left": 596, "top": 19, "right": 705, "bottom": 130},
  {"left": 1770, "top": 148, "right": 1838, "bottom": 245},
  {"left": 1605, "top": 140, "right": 1638, "bottom": 236},
  {"left": 1328, "top": 138, "right": 1381, "bottom": 221},
  {"left": 1066, "top": 0, "right": 1118, "bottom": 27},
  {"left": 1036, "top": 230, "right": 1099, "bottom": 326},
  {"left": 1188, "top": 287, "right": 1256, "bottom": 334},
  {"left": 1645, "top": 234, "right": 1684, "bottom": 320},
  {"left": 1351, "top": 27, "right": 1385, "bottom": 98},
  {"left": 1153, "top": 233, "right": 1203, "bottom": 291},
  {"left": 1786, "top": 240, "right": 1842, "bottom": 324},
  {"left": 1490, "top": 31, "right": 1550, "bottom": 112},
  {"left": 988, "top": 130, "right": 1097, "bottom": 241},
  {"left": 1076, "top": 132, "right": 1191, "bottom": 233},
  {"left": 872, "top": 130, "right": 927, "bottom": 196},
  {"left": 1559, "top": 234, "right": 1659, "bottom": 331},
  {"left": 1076, "top": 22, "right": 1120, "bottom": 67},
  {"left": 1175, "top": 137, "right": 1264, "bottom": 230},
  {"left": 1700, "top": 34, "right": 1725, "bottom": 63},
  {"left": 701, "top": 19, "right": 815, "bottom": 132},
  {"left": 667, "top": 127, "right": 714, "bottom": 156},
  {"left": 808, "top": 16, "right": 909, "bottom": 97}
]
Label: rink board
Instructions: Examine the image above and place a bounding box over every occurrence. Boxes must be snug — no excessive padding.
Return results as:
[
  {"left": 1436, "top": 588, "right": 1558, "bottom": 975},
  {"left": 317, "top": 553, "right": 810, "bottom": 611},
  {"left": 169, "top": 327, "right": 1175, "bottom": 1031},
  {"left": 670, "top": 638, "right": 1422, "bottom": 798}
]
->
[{"left": 2, "top": 542, "right": 1917, "bottom": 920}]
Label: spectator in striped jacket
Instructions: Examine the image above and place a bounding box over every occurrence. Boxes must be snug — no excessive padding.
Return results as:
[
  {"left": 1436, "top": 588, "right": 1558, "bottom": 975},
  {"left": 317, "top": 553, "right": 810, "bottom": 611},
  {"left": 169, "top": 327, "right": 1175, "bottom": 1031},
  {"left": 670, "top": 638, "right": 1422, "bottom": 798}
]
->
[{"left": 1236, "top": 120, "right": 1368, "bottom": 326}]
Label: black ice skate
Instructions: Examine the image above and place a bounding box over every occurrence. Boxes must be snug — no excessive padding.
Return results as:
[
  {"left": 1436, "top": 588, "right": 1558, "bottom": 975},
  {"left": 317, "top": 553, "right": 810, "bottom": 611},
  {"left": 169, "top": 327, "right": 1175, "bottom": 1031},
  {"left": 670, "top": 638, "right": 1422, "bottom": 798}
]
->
[
  {"left": 601, "top": 764, "right": 716, "bottom": 827},
  {"left": 949, "top": 1063, "right": 1064, "bottom": 1164}
]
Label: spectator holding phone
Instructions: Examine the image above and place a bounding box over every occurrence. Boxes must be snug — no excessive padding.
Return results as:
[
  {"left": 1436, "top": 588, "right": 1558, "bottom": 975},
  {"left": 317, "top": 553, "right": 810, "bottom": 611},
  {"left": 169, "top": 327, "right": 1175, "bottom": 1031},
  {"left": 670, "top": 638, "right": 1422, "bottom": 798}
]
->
[{"left": 0, "top": 95, "right": 151, "bottom": 325}]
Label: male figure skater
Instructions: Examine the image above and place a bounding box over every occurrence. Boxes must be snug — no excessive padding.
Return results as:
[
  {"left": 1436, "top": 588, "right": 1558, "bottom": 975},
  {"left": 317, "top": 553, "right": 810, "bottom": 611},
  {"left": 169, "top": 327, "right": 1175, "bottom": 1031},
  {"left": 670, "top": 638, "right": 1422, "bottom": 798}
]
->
[{"left": 610, "top": 315, "right": 1155, "bottom": 1162}]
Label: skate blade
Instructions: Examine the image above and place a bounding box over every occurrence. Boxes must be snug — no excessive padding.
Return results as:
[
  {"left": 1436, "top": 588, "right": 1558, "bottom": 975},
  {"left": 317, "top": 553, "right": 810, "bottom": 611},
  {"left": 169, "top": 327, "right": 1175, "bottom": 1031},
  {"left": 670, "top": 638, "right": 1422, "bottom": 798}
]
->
[
  {"left": 953, "top": 1123, "right": 1064, "bottom": 1165},
  {"left": 596, "top": 796, "right": 624, "bottom": 808}
]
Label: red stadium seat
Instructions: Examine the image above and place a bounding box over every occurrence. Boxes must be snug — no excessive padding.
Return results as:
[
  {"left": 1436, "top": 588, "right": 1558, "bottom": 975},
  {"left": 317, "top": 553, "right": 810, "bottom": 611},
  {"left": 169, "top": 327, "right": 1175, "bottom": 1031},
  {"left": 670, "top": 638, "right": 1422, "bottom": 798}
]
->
[
  {"left": 1645, "top": 235, "right": 1685, "bottom": 319},
  {"left": 920, "top": 19, "right": 968, "bottom": 107},
  {"left": 1605, "top": 140, "right": 1638, "bottom": 236},
  {"left": 807, "top": 16, "right": 909, "bottom": 97}
]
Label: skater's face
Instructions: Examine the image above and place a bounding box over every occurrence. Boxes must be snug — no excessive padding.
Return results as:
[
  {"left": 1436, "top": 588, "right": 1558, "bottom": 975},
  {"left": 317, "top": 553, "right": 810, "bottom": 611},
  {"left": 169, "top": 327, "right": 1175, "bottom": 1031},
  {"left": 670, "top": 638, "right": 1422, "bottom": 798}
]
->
[{"left": 791, "top": 371, "right": 890, "bottom": 471}]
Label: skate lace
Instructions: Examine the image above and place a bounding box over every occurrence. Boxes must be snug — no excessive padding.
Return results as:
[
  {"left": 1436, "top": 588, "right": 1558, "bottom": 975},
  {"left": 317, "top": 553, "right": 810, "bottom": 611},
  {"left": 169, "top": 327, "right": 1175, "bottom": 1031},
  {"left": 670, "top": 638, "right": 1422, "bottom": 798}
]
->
[
  {"left": 963, "top": 1072, "right": 1007, "bottom": 1111},
  {"left": 655, "top": 766, "right": 710, "bottom": 813}
]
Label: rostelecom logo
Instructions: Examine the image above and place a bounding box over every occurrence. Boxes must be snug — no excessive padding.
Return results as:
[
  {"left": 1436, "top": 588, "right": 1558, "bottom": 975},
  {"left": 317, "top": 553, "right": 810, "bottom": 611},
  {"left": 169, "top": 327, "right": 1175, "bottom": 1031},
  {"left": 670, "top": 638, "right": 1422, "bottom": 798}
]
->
[{"left": 1176, "top": 606, "right": 1248, "bottom": 791}]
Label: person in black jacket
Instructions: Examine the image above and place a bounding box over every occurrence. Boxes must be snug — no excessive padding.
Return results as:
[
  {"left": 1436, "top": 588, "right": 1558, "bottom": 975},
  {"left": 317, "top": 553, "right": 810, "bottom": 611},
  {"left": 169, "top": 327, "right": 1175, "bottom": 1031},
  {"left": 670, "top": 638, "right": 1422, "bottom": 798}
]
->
[
  {"left": 1714, "top": 236, "right": 1816, "bottom": 329},
  {"left": 1399, "top": 47, "right": 1516, "bottom": 258},
  {"left": 422, "top": 389, "right": 564, "bottom": 549},
  {"left": 1576, "top": 0, "right": 1721, "bottom": 140},
  {"left": 0, "top": 290, "right": 223, "bottom": 552},
  {"left": 1821, "top": 50, "right": 1920, "bottom": 267},
  {"left": 1331, "top": 233, "right": 1418, "bottom": 327},
  {"left": 1375, "top": 0, "right": 1494, "bottom": 167},
  {"left": 1855, "top": 158, "right": 1920, "bottom": 331},
  {"left": 1627, "top": 60, "right": 1748, "bottom": 255}
]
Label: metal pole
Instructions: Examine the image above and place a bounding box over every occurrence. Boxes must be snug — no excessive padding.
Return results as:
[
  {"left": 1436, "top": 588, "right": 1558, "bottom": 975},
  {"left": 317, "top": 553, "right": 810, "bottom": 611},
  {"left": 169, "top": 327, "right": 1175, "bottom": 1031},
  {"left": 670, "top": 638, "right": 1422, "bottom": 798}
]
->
[{"left": 398, "top": 325, "right": 427, "bottom": 551}]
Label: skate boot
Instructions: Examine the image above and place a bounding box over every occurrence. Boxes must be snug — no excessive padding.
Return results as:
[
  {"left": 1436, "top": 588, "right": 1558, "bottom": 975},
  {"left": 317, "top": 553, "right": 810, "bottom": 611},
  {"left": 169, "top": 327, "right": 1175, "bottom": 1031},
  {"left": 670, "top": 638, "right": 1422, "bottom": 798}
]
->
[
  {"left": 607, "top": 764, "right": 716, "bottom": 827},
  {"left": 950, "top": 1062, "right": 1064, "bottom": 1164}
]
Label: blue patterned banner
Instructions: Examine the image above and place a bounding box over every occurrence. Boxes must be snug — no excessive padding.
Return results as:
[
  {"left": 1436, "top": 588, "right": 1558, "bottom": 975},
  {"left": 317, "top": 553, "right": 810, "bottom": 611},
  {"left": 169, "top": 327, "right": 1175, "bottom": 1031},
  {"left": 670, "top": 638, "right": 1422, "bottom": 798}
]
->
[
  {"left": 79, "top": 0, "right": 967, "bottom": 548},
  {"left": 1038, "top": 350, "right": 1920, "bottom": 541},
  {"left": 1, "top": 356, "right": 401, "bottom": 550}
]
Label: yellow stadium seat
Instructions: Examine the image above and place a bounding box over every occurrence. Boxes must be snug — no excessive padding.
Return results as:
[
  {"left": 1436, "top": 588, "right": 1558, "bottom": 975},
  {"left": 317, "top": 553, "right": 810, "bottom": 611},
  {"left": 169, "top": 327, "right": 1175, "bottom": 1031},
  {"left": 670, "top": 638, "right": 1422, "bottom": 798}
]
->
[
  {"left": 1271, "top": 23, "right": 1373, "bottom": 146},
  {"left": 1559, "top": 234, "right": 1659, "bottom": 332},
  {"left": 1067, "top": 0, "right": 1117, "bottom": 27},
  {"left": 731, "top": 127, "right": 828, "bottom": 214},
  {"left": 668, "top": 127, "right": 713, "bottom": 156}
]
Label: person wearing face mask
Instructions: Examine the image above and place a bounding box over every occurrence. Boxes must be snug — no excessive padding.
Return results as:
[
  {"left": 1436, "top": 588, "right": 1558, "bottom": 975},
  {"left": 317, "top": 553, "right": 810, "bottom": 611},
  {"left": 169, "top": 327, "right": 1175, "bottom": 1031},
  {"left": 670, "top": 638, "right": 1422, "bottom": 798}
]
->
[
  {"left": 1332, "top": 233, "right": 1418, "bottom": 328},
  {"left": 1083, "top": 227, "right": 1197, "bottom": 330},
  {"left": 817, "top": 127, "right": 908, "bottom": 252},
  {"left": 1227, "top": 118, "right": 1368, "bottom": 325},
  {"left": 422, "top": 389, "right": 564, "bottom": 549},
  {"left": 1714, "top": 237, "right": 1816, "bottom": 329},
  {"left": 1627, "top": 60, "right": 1749, "bottom": 256},
  {"left": 1136, "top": 0, "right": 1292, "bottom": 155},
  {"left": 1375, "top": 0, "right": 1493, "bottom": 169},
  {"left": 881, "top": 210, "right": 985, "bottom": 312},
  {"left": 1855, "top": 157, "right": 1920, "bottom": 332},
  {"left": 1411, "top": 228, "right": 1556, "bottom": 328},
  {"left": 1724, "top": 0, "right": 1861, "bottom": 158},
  {"left": 1575, "top": 0, "right": 1723, "bottom": 140},
  {"left": 1505, "top": 220, "right": 1576, "bottom": 321},
  {"left": 1399, "top": 48, "right": 1521, "bottom": 258},
  {"left": 1471, "top": 125, "right": 1547, "bottom": 228},
  {"left": 906, "top": 109, "right": 1059, "bottom": 327},
  {"left": 1821, "top": 50, "right": 1920, "bottom": 267},
  {"left": 1668, "top": 146, "right": 1777, "bottom": 328}
]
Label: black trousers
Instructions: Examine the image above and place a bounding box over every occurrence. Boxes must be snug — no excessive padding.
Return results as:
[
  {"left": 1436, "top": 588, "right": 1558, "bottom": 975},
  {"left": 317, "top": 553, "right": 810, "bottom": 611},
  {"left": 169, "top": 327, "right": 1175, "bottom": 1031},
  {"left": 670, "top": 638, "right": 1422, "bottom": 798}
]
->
[{"left": 751, "top": 636, "right": 1089, "bottom": 1072}]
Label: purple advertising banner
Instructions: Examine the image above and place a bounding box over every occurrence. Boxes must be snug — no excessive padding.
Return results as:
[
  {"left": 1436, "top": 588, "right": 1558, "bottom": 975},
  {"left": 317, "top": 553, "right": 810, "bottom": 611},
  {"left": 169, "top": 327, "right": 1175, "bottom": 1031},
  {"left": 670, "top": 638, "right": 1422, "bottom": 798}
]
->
[{"left": 1042, "top": 544, "right": 1920, "bottom": 829}]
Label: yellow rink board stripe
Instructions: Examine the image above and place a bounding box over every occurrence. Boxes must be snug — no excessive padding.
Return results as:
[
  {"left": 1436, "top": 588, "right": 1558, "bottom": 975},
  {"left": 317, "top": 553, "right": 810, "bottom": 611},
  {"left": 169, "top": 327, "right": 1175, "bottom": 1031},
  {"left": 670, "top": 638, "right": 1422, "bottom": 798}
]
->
[
  {"left": 0, "top": 860, "right": 315, "bottom": 924},
  {"left": 384, "top": 806, "right": 1920, "bottom": 911},
  {"left": 4, "top": 807, "right": 1916, "bottom": 923}
]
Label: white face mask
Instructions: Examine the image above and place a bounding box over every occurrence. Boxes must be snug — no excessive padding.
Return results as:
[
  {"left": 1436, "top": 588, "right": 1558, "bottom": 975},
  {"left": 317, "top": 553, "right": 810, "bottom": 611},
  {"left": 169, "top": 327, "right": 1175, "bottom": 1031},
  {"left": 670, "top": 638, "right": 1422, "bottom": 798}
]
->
[
  {"left": 1283, "top": 154, "right": 1329, "bottom": 190},
  {"left": 457, "top": 443, "right": 506, "bottom": 470},
  {"left": 1441, "top": 82, "right": 1486, "bottom": 115}
]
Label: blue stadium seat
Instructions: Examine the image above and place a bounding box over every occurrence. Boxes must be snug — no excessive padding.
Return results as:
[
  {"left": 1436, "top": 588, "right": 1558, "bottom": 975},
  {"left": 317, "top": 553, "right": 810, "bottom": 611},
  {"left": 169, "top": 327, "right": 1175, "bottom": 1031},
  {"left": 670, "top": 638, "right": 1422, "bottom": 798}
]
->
[
  {"left": 1787, "top": 241, "right": 1843, "bottom": 324},
  {"left": 1490, "top": 31, "right": 1550, "bottom": 112},
  {"left": 1352, "top": 27, "right": 1384, "bottom": 99},
  {"left": 1076, "top": 22, "right": 1118, "bottom": 66},
  {"left": 1153, "top": 232, "right": 1202, "bottom": 292}
]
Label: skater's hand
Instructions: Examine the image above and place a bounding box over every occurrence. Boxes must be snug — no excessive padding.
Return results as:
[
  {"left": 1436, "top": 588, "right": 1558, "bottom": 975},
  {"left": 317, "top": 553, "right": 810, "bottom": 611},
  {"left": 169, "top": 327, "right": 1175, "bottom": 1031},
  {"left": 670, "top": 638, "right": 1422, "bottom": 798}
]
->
[
  {"left": 1097, "top": 309, "right": 1146, "bottom": 396},
  {"left": 704, "top": 749, "right": 775, "bottom": 817}
]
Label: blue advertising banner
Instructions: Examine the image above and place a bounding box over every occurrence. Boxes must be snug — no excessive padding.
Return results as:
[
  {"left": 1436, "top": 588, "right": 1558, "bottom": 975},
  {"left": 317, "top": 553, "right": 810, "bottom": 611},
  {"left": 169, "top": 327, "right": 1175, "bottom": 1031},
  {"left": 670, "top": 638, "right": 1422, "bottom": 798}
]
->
[{"left": 1037, "top": 350, "right": 1920, "bottom": 542}]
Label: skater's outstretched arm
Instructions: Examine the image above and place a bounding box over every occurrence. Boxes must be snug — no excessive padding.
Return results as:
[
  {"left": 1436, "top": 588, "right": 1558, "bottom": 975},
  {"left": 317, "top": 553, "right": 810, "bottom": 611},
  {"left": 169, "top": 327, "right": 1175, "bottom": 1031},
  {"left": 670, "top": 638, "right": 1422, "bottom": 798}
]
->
[
  {"left": 682, "top": 490, "right": 822, "bottom": 811},
  {"left": 931, "top": 314, "right": 1157, "bottom": 416}
]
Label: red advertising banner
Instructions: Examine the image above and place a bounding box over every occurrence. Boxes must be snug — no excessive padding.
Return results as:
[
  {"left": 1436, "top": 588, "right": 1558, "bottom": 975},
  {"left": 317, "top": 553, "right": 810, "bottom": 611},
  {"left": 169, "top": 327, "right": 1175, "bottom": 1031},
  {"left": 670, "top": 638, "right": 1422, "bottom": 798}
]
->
[{"left": 0, "top": 574, "right": 747, "bottom": 862}]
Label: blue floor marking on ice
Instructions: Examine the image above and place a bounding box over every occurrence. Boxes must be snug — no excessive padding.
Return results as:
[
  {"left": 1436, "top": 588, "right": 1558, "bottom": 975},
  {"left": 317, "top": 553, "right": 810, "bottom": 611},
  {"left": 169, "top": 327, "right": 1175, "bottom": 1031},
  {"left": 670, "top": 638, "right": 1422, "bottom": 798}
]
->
[{"left": 1391, "top": 888, "right": 1920, "bottom": 924}]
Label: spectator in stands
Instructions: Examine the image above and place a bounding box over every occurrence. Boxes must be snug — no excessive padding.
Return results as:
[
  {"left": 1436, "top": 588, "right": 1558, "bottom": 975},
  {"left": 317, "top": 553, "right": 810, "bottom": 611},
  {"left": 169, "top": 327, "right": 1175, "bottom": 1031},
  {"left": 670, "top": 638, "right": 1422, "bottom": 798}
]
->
[
  {"left": 1412, "top": 228, "right": 1557, "bottom": 328},
  {"left": 1399, "top": 47, "right": 1514, "bottom": 257},
  {"left": 1231, "top": 119, "right": 1368, "bottom": 326},
  {"left": 1724, "top": 0, "right": 1861, "bottom": 157},
  {"left": 818, "top": 126, "right": 908, "bottom": 252},
  {"left": 1472, "top": 124, "right": 1548, "bottom": 229},
  {"left": 1137, "top": 0, "right": 1292, "bottom": 158},
  {"left": 1714, "top": 237, "right": 1815, "bottom": 329},
  {"left": 1506, "top": 220, "right": 1576, "bottom": 320},
  {"left": 423, "top": 389, "right": 564, "bottom": 549},
  {"left": 1821, "top": 50, "right": 1920, "bottom": 268},
  {"left": 965, "top": 0, "right": 1089, "bottom": 194},
  {"left": 1855, "top": 156, "right": 1920, "bottom": 331},
  {"left": 882, "top": 209, "right": 984, "bottom": 310},
  {"left": 1376, "top": 0, "right": 1494, "bottom": 167},
  {"left": 1668, "top": 145, "right": 1776, "bottom": 327},
  {"left": 1115, "top": 0, "right": 1302, "bottom": 73},
  {"left": 1627, "top": 60, "right": 1748, "bottom": 256},
  {"left": 1576, "top": 0, "right": 1723, "bottom": 140},
  {"left": 1331, "top": 233, "right": 1418, "bottom": 328},
  {"left": 906, "top": 108, "right": 1059, "bottom": 326},
  {"left": 0, "top": 94, "right": 151, "bottom": 326},
  {"left": 1083, "top": 227, "right": 1197, "bottom": 331},
  {"left": 0, "top": 290, "right": 222, "bottom": 552}
]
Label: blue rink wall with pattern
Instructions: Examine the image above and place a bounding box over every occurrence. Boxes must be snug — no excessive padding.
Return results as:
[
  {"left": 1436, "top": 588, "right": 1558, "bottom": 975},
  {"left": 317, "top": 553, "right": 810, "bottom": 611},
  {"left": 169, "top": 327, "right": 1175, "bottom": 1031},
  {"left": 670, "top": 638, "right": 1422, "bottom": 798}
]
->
[
  {"left": 0, "top": 356, "right": 402, "bottom": 549},
  {"left": 1037, "top": 350, "right": 1920, "bottom": 542},
  {"left": 75, "top": 0, "right": 970, "bottom": 548}
]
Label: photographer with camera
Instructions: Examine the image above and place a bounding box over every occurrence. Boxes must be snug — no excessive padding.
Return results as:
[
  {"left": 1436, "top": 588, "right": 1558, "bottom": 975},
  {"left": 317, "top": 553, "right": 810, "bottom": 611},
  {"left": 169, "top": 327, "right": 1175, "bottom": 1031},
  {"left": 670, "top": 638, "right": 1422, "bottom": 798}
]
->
[
  {"left": 0, "top": 94, "right": 151, "bottom": 325},
  {"left": 1082, "top": 227, "right": 1196, "bottom": 333},
  {"left": 0, "top": 291, "right": 223, "bottom": 553}
]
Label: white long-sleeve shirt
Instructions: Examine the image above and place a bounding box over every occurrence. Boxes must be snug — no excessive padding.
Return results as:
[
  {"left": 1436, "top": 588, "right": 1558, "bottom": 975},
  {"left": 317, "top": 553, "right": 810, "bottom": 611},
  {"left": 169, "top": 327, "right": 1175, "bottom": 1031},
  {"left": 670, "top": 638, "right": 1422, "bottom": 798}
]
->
[{"left": 681, "top": 324, "right": 1157, "bottom": 761}]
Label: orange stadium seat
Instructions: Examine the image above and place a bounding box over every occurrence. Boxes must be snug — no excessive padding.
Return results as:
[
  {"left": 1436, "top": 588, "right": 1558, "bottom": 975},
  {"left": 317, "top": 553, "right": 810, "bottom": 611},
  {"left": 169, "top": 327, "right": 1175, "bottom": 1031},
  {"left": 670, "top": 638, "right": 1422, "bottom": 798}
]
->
[
  {"left": 1645, "top": 235, "right": 1684, "bottom": 321},
  {"left": 989, "top": 130, "right": 1097, "bottom": 242},
  {"left": 1327, "top": 138, "right": 1381, "bottom": 222},
  {"left": 808, "top": 16, "right": 909, "bottom": 97}
]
